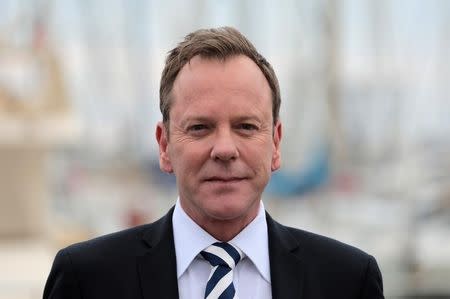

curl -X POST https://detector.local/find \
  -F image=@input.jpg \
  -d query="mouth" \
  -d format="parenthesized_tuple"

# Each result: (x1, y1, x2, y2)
(204, 176, 246, 183)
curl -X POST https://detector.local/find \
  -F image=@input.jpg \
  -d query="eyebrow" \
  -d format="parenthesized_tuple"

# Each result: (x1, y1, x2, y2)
(179, 116, 213, 127)
(180, 115, 262, 127)
(232, 116, 261, 123)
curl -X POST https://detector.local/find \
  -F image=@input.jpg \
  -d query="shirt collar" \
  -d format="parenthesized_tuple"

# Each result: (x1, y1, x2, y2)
(172, 199, 271, 283)
(230, 202, 271, 283)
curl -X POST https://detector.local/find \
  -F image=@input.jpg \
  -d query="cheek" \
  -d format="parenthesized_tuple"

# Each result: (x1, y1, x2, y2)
(244, 146, 274, 175)
(169, 145, 206, 175)
(252, 141, 275, 161)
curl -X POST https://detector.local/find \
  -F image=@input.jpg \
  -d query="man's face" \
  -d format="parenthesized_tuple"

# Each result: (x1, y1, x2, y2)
(156, 55, 282, 227)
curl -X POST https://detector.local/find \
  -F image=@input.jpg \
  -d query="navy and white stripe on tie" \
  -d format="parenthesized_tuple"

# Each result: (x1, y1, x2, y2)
(201, 242, 244, 299)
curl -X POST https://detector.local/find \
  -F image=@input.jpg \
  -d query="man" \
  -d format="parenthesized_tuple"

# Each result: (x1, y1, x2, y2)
(44, 27, 384, 299)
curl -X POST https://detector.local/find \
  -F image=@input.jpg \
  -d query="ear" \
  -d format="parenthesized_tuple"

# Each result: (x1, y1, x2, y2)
(271, 120, 282, 172)
(156, 122, 173, 173)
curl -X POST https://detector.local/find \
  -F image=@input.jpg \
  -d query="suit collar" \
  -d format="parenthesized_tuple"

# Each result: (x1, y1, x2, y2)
(136, 208, 305, 299)
(267, 212, 305, 299)
(137, 207, 179, 299)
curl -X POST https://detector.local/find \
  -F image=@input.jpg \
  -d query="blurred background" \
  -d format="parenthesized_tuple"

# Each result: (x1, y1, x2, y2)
(1, 0, 449, 298)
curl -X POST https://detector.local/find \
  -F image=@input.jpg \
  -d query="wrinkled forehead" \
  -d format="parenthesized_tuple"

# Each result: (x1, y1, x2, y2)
(173, 55, 271, 100)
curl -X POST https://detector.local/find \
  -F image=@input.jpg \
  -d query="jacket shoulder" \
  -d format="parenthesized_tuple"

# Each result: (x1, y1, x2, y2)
(44, 210, 175, 299)
(267, 214, 377, 271)
(286, 224, 371, 260)
(268, 218, 384, 297)
(62, 208, 173, 261)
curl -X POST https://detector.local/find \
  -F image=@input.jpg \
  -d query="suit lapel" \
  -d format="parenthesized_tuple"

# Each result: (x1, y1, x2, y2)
(135, 208, 305, 299)
(267, 212, 305, 299)
(137, 208, 179, 299)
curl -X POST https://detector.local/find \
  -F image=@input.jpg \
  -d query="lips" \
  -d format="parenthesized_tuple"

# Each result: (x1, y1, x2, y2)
(204, 176, 245, 182)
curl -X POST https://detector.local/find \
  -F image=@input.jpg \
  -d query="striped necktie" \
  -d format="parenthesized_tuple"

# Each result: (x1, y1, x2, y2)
(201, 242, 244, 299)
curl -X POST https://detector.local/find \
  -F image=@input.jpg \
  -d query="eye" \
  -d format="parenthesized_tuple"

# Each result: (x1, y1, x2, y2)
(238, 123, 258, 131)
(189, 124, 208, 131)
(187, 124, 210, 136)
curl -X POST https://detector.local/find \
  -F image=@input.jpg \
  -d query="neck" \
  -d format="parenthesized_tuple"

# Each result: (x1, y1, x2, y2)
(179, 200, 260, 242)
(199, 216, 254, 242)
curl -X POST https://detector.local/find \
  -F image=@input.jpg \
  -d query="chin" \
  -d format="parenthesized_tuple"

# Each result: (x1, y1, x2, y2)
(204, 199, 258, 222)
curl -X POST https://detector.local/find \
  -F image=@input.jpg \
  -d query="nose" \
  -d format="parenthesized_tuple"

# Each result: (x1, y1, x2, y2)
(210, 129, 239, 162)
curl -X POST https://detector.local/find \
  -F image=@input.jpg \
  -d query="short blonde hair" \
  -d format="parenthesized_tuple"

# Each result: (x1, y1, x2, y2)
(159, 26, 281, 127)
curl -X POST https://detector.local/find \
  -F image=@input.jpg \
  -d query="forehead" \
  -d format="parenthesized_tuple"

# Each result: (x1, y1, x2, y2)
(172, 55, 271, 105)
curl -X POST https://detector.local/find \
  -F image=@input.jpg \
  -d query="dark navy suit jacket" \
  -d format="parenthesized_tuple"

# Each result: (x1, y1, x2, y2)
(43, 207, 384, 298)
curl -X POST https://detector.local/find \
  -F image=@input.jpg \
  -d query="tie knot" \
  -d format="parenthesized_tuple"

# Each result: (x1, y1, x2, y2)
(201, 242, 243, 269)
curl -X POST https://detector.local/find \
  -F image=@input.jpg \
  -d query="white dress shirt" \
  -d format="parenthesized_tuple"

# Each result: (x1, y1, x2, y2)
(172, 199, 272, 299)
